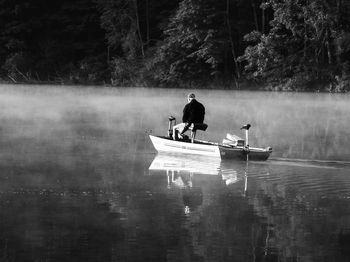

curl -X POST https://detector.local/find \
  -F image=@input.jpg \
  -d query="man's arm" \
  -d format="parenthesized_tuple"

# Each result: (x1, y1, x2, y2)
(182, 104, 190, 123)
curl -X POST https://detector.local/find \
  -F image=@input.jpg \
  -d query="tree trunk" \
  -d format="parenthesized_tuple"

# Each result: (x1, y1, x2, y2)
(146, 0, 150, 48)
(132, 0, 145, 58)
(337, 0, 342, 26)
(226, 0, 241, 81)
(262, 7, 265, 34)
(315, 48, 319, 78)
(336, 0, 342, 65)
(304, 17, 307, 61)
(326, 40, 332, 65)
(251, 0, 259, 32)
(325, 27, 332, 65)
(107, 46, 110, 63)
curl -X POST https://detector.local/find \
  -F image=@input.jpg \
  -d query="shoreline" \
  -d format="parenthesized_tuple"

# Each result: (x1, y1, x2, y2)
(0, 79, 347, 93)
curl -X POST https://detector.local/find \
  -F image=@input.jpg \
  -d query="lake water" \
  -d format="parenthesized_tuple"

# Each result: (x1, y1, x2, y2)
(0, 84, 349, 262)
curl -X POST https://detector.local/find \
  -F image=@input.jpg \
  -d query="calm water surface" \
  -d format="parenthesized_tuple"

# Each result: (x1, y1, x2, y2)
(0, 84, 349, 262)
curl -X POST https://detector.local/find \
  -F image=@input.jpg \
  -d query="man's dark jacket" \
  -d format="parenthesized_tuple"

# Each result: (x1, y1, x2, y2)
(182, 99, 205, 124)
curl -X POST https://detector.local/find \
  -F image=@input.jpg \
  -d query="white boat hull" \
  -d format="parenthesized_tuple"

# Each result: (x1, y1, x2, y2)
(149, 135, 221, 157)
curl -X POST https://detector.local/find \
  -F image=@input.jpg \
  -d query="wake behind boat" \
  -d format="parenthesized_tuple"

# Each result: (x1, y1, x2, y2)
(149, 117, 272, 161)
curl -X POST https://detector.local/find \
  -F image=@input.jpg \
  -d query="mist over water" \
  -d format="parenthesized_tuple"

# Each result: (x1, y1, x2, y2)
(0, 84, 350, 262)
(1, 84, 349, 161)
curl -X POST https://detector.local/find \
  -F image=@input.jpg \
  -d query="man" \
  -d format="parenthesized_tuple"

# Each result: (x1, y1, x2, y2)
(173, 93, 205, 140)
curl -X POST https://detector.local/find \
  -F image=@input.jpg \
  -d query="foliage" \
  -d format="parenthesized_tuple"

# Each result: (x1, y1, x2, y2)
(95, 0, 179, 85)
(0, 0, 349, 90)
(96, 0, 141, 59)
(239, 0, 350, 91)
(0, 0, 107, 83)
(151, 0, 259, 85)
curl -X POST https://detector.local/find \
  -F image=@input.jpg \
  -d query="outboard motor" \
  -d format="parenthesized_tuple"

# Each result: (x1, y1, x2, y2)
(240, 124, 251, 147)
(168, 116, 176, 137)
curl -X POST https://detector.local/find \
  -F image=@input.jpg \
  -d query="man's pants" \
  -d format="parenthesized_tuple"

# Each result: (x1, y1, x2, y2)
(172, 122, 190, 139)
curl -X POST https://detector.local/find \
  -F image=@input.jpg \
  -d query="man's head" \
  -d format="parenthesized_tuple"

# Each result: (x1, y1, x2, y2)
(187, 93, 195, 103)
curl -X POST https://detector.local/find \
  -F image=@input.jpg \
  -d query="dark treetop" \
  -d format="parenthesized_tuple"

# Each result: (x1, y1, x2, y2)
(0, 0, 349, 91)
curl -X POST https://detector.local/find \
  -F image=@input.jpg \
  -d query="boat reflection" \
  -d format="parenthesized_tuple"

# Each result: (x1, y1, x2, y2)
(149, 153, 247, 216)
(148, 153, 243, 187)
(148, 153, 222, 175)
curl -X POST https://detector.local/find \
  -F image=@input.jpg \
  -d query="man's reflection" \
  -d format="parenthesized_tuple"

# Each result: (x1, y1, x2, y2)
(167, 170, 203, 214)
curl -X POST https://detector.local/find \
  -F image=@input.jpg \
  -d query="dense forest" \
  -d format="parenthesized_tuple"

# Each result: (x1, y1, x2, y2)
(0, 0, 349, 91)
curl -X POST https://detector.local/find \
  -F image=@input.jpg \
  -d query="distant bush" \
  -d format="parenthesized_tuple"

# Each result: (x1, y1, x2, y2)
(75, 56, 109, 84)
(2, 52, 33, 82)
(110, 58, 141, 87)
(328, 75, 350, 93)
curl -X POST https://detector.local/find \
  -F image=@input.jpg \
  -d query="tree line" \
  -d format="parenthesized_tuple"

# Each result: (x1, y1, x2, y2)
(0, 0, 349, 91)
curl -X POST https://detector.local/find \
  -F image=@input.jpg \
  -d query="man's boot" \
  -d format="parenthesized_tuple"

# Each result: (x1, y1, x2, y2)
(173, 130, 178, 141)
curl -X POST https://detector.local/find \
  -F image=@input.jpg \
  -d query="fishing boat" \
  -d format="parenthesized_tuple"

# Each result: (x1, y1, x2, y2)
(149, 117, 272, 161)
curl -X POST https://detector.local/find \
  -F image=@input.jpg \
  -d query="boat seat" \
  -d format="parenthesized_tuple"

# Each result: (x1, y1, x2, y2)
(188, 123, 208, 143)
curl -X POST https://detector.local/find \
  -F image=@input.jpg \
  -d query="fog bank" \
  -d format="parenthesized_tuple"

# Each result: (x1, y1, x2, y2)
(1, 84, 349, 165)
